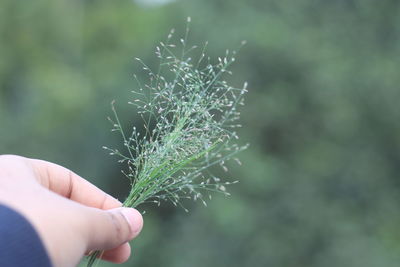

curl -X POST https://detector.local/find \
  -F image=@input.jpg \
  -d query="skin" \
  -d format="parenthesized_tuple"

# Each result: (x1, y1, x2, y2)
(0, 154, 143, 267)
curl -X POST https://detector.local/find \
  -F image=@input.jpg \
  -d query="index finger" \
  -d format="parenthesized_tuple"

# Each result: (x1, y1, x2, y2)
(26, 158, 122, 210)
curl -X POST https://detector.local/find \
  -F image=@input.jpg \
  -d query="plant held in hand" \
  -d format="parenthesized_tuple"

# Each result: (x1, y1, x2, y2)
(87, 19, 248, 266)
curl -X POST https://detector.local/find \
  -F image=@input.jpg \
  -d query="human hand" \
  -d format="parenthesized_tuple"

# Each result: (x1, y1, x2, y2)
(0, 155, 143, 267)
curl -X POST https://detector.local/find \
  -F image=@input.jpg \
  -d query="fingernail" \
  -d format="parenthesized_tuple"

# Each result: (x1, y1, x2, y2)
(120, 208, 143, 238)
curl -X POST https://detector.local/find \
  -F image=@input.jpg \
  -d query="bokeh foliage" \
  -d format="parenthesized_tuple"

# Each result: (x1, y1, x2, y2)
(1, 0, 400, 266)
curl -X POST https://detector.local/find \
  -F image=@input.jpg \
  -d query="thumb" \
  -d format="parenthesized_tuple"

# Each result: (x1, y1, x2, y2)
(83, 207, 143, 251)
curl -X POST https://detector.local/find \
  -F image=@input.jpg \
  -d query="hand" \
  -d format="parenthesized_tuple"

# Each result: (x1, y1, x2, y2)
(0, 155, 143, 267)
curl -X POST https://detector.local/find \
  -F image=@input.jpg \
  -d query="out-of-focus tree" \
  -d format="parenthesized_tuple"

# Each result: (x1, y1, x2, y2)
(1, 1, 400, 267)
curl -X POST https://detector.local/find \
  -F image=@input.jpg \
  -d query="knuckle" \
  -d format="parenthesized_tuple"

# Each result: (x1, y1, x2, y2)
(108, 210, 130, 242)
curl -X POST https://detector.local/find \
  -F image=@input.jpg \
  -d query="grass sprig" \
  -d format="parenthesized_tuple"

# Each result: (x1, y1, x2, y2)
(86, 18, 248, 266)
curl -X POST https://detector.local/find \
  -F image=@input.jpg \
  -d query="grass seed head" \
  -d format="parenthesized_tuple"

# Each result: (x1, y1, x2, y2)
(108, 23, 248, 210)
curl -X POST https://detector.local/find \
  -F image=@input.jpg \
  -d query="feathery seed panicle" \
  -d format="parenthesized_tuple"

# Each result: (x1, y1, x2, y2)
(106, 25, 248, 210)
(86, 19, 248, 266)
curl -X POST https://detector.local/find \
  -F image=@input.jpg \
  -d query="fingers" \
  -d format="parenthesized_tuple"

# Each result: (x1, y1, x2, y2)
(100, 243, 131, 263)
(26, 158, 122, 210)
(27, 158, 141, 264)
(84, 207, 143, 251)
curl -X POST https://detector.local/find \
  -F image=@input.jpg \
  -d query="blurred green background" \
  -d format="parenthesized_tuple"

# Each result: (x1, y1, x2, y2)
(2, 0, 400, 266)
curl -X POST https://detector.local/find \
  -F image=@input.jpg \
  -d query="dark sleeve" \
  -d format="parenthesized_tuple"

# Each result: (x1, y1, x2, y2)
(0, 204, 52, 267)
